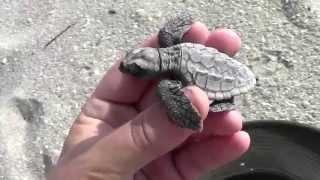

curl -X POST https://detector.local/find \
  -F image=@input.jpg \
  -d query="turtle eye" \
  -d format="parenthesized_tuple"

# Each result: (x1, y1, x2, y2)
(119, 62, 142, 75)
(127, 63, 145, 76)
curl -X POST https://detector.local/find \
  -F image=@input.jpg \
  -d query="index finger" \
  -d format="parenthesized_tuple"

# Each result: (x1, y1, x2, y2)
(92, 34, 159, 103)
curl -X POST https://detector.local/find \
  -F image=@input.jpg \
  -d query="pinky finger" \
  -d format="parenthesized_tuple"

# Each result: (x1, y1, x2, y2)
(174, 131, 250, 180)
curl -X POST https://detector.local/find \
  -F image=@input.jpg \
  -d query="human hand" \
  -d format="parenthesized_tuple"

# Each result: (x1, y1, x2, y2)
(48, 22, 250, 180)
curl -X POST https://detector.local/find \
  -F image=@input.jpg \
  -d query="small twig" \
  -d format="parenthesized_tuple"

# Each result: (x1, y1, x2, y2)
(44, 22, 77, 49)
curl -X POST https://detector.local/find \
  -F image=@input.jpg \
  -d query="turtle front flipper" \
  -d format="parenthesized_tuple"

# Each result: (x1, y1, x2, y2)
(158, 12, 193, 48)
(157, 79, 202, 131)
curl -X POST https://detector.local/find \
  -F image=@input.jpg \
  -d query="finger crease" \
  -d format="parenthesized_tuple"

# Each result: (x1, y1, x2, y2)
(140, 168, 152, 180)
(172, 153, 187, 180)
(130, 113, 153, 153)
(141, 114, 153, 148)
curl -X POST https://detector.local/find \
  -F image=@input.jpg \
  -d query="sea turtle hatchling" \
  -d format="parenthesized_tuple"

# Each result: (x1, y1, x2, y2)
(119, 13, 256, 131)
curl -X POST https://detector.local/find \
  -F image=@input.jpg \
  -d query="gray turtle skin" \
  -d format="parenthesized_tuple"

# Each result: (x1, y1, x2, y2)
(119, 14, 256, 130)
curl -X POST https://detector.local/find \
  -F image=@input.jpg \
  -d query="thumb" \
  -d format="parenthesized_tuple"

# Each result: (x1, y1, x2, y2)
(87, 86, 209, 176)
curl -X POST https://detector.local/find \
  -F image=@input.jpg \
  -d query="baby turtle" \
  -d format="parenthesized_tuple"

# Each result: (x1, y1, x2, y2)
(119, 13, 256, 131)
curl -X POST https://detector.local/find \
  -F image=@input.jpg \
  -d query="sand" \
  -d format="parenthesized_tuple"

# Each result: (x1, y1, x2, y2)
(0, 0, 319, 179)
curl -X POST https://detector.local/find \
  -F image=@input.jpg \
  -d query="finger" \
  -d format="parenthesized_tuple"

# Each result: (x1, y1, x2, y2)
(61, 99, 140, 152)
(175, 131, 250, 180)
(59, 115, 112, 157)
(137, 22, 210, 111)
(139, 33, 160, 48)
(203, 111, 243, 135)
(141, 154, 182, 180)
(86, 86, 209, 175)
(136, 81, 160, 112)
(82, 97, 138, 126)
(183, 21, 209, 44)
(205, 28, 242, 57)
(92, 34, 159, 103)
(190, 111, 243, 142)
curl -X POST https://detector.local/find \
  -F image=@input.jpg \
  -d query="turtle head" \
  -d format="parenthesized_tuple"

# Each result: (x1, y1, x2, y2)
(119, 47, 161, 77)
